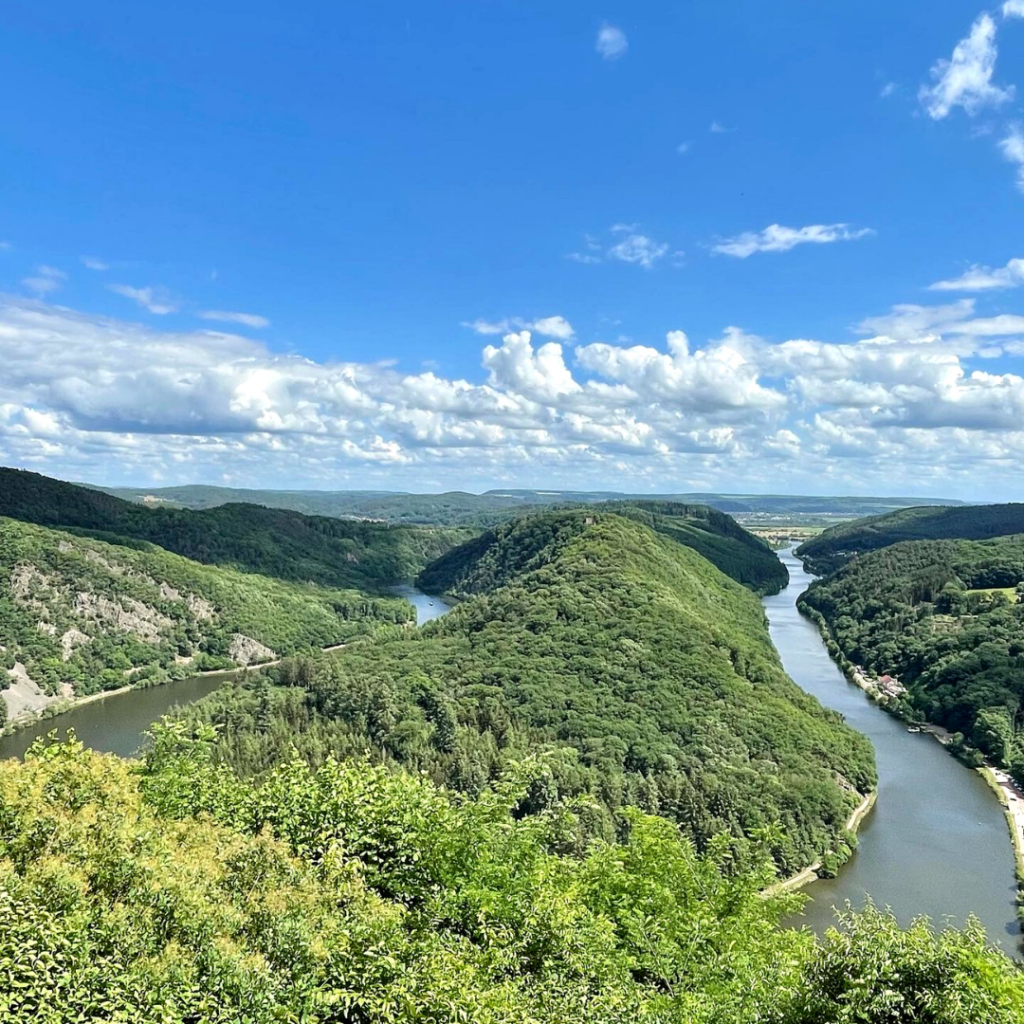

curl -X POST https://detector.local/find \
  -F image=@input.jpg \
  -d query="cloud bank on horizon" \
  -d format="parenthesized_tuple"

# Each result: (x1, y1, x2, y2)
(1, 294, 1022, 498)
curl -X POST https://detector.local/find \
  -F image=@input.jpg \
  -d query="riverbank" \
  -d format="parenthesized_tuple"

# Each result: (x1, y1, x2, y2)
(792, 552, 1024, 932)
(769, 789, 878, 894)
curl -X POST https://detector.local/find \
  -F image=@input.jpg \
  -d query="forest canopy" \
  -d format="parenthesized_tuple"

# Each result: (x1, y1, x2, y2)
(0, 733, 1019, 1024)
(0, 468, 471, 592)
(798, 536, 1024, 777)
(175, 510, 873, 875)
(797, 503, 1024, 575)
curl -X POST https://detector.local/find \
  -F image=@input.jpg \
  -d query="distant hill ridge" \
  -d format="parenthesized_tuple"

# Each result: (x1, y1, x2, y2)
(83, 478, 963, 525)
(797, 502, 1024, 574)
(0, 468, 471, 592)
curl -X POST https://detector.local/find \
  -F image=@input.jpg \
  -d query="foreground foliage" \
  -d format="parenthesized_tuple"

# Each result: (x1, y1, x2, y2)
(799, 536, 1024, 777)
(0, 734, 1021, 1023)
(177, 511, 874, 874)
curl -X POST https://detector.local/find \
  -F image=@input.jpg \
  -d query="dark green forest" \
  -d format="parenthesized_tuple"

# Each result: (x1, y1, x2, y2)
(0, 468, 471, 591)
(0, 517, 411, 703)
(420, 501, 788, 597)
(174, 510, 873, 875)
(799, 536, 1024, 777)
(798, 503, 1024, 574)
(0, 732, 1020, 1023)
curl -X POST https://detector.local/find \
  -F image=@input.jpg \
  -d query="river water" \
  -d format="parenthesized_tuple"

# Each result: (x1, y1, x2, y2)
(0, 587, 451, 761)
(767, 548, 1021, 949)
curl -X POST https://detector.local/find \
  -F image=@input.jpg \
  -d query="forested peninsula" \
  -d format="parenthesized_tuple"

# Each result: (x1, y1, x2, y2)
(173, 509, 873, 876)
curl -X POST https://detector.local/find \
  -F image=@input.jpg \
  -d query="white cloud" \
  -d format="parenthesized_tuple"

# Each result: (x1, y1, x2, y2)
(930, 257, 1024, 290)
(676, 141, 691, 154)
(608, 233, 669, 269)
(81, 257, 109, 271)
(199, 310, 270, 329)
(463, 316, 574, 339)
(919, 14, 1013, 119)
(999, 123, 1024, 192)
(710, 121, 727, 133)
(0, 241, 11, 251)
(107, 283, 178, 315)
(566, 252, 603, 265)
(4, 295, 1024, 497)
(712, 223, 874, 258)
(22, 266, 66, 296)
(1004, 0, 1024, 17)
(880, 82, 897, 98)
(596, 23, 628, 60)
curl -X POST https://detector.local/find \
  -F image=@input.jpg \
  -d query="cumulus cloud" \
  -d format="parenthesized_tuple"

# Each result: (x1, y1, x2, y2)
(919, 14, 1013, 119)
(22, 266, 66, 296)
(676, 142, 691, 155)
(3, 296, 1024, 496)
(1004, 0, 1024, 17)
(712, 223, 874, 258)
(108, 283, 178, 315)
(81, 257, 109, 271)
(199, 310, 270, 329)
(930, 257, 1024, 290)
(710, 121, 727, 133)
(596, 24, 628, 60)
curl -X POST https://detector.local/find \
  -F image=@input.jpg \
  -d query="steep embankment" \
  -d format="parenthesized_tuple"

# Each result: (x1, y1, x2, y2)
(419, 502, 788, 597)
(177, 510, 874, 876)
(797, 502, 1024, 575)
(0, 468, 472, 591)
(0, 517, 410, 725)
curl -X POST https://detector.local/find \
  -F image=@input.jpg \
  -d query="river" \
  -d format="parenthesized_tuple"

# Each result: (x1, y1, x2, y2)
(0, 587, 451, 761)
(767, 547, 1021, 949)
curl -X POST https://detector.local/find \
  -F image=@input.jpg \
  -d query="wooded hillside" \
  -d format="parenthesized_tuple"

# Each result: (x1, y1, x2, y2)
(797, 503, 1024, 574)
(0, 468, 471, 592)
(175, 510, 873, 875)
(799, 536, 1024, 776)
(0, 517, 410, 722)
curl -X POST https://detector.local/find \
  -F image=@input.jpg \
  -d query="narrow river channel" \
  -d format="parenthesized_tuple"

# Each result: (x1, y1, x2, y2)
(767, 548, 1021, 950)
(0, 587, 451, 761)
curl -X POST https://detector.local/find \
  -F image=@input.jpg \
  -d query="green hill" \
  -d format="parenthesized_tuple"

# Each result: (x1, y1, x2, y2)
(175, 510, 874, 876)
(797, 503, 1024, 574)
(798, 536, 1024, 775)
(419, 501, 788, 597)
(0, 518, 411, 725)
(0, 468, 472, 592)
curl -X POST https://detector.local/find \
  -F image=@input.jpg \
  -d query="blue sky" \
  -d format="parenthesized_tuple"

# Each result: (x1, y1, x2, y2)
(2, 1, 1024, 498)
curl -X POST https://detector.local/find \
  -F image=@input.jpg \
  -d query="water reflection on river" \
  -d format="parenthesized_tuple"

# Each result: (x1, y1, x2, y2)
(766, 548, 1020, 950)
(0, 586, 451, 761)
